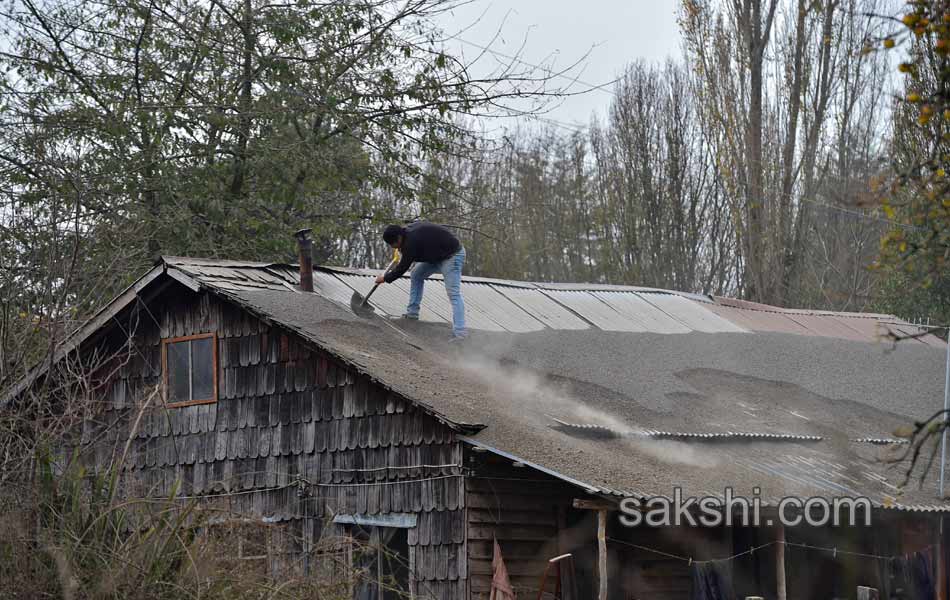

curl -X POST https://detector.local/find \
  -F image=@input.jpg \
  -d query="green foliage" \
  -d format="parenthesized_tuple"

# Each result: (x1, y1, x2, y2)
(0, 0, 527, 292)
(874, 265, 950, 330)
(0, 0, 556, 378)
(877, 1, 950, 297)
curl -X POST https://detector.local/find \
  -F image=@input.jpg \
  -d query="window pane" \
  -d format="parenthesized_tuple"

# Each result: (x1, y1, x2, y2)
(191, 337, 214, 401)
(167, 341, 190, 403)
(381, 528, 409, 600)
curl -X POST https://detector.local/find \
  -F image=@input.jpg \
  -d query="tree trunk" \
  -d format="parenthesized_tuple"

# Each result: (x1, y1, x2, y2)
(776, 0, 808, 305)
(227, 0, 254, 205)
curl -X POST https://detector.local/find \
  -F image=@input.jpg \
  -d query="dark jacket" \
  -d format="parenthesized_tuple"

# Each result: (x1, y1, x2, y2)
(384, 222, 461, 283)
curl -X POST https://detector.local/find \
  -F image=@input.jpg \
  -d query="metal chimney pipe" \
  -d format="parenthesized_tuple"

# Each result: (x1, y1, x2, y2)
(294, 228, 314, 292)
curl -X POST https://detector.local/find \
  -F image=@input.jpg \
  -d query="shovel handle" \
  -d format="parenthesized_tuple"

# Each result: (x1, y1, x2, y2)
(362, 255, 399, 306)
(361, 282, 381, 306)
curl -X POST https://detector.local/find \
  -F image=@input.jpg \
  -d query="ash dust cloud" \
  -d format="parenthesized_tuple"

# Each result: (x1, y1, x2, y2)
(453, 351, 718, 469)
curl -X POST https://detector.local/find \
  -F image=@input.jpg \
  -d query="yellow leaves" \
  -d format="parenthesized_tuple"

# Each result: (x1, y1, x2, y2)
(904, 14, 919, 27)
(899, 62, 913, 73)
(944, 198, 950, 208)
(908, 92, 922, 103)
(883, 38, 895, 49)
(937, 168, 946, 178)
(883, 204, 896, 219)
(944, 109, 950, 121)
(899, 241, 908, 252)
(894, 425, 914, 439)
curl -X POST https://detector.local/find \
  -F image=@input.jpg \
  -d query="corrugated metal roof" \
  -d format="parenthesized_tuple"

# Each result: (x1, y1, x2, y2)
(540, 290, 646, 332)
(851, 437, 910, 445)
(310, 270, 363, 307)
(10, 255, 948, 513)
(162, 259, 932, 344)
(457, 283, 546, 333)
(638, 292, 747, 333)
(589, 291, 691, 334)
(491, 285, 590, 330)
(704, 303, 814, 335)
(548, 417, 823, 442)
(783, 313, 869, 342)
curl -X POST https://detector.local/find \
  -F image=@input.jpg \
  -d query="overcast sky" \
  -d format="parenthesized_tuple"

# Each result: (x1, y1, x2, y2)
(434, 0, 683, 131)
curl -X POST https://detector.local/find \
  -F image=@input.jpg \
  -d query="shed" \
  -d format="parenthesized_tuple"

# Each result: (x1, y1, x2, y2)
(5, 253, 950, 600)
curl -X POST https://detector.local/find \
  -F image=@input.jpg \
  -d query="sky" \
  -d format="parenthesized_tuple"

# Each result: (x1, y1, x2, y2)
(434, 0, 683, 131)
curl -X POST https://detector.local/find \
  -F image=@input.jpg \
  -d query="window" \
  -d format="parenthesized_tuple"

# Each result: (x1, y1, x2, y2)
(162, 333, 217, 406)
(348, 525, 409, 600)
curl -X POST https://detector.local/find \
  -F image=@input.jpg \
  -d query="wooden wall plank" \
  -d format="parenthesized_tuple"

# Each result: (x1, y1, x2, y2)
(65, 288, 468, 598)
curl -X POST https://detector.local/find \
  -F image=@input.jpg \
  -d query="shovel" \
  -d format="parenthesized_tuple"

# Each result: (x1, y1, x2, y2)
(350, 256, 398, 317)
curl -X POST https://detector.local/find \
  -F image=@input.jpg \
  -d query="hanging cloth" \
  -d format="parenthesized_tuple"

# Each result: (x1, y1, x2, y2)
(908, 548, 935, 600)
(490, 536, 516, 600)
(691, 561, 736, 600)
(890, 548, 936, 600)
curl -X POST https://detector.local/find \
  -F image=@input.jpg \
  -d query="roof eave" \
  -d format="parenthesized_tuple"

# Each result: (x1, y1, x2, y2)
(1, 263, 175, 406)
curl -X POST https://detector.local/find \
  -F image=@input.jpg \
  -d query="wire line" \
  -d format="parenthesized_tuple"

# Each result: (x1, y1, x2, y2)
(607, 536, 934, 565)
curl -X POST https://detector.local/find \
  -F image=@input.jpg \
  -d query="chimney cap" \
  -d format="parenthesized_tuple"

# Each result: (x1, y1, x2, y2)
(294, 228, 312, 240)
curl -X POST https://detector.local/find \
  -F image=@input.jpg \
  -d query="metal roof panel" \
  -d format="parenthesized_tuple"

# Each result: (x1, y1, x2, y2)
(458, 283, 546, 332)
(491, 285, 590, 330)
(639, 293, 747, 333)
(589, 291, 691, 334)
(783, 313, 870, 341)
(540, 290, 645, 332)
(311, 271, 362, 307)
(702, 304, 812, 335)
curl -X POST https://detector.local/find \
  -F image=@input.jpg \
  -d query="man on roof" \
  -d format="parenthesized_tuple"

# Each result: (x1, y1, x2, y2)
(376, 222, 468, 340)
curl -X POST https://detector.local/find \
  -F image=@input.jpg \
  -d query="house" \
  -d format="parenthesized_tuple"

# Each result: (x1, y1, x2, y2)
(6, 238, 950, 600)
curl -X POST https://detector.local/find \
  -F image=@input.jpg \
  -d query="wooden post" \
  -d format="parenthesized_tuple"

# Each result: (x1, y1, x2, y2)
(408, 545, 417, 600)
(857, 586, 879, 600)
(598, 508, 607, 600)
(939, 515, 947, 600)
(572, 498, 614, 600)
(557, 505, 575, 600)
(776, 525, 787, 600)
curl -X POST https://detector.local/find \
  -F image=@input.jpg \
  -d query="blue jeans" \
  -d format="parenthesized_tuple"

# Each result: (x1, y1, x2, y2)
(406, 247, 466, 337)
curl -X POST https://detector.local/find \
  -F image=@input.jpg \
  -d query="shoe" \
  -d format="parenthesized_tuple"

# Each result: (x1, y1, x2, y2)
(399, 314, 419, 321)
(449, 332, 469, 343)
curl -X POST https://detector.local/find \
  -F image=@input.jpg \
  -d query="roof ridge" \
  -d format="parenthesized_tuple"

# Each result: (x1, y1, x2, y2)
(163, 256, 905, 323)
(712, 295, 900, 322)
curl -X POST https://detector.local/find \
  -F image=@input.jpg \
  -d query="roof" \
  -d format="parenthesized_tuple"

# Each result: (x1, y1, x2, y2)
(8, 256, 950, 512)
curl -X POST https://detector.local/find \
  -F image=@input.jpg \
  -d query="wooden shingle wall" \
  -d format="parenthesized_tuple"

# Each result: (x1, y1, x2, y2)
(76, 288, 468, 598)
(465, 452, 580, 599)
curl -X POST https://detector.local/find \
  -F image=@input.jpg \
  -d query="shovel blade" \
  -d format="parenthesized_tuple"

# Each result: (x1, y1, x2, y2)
(349, 290, 376, 316)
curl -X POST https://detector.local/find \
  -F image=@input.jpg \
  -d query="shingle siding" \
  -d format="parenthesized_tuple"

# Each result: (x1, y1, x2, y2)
(77, 288, 467, 598)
